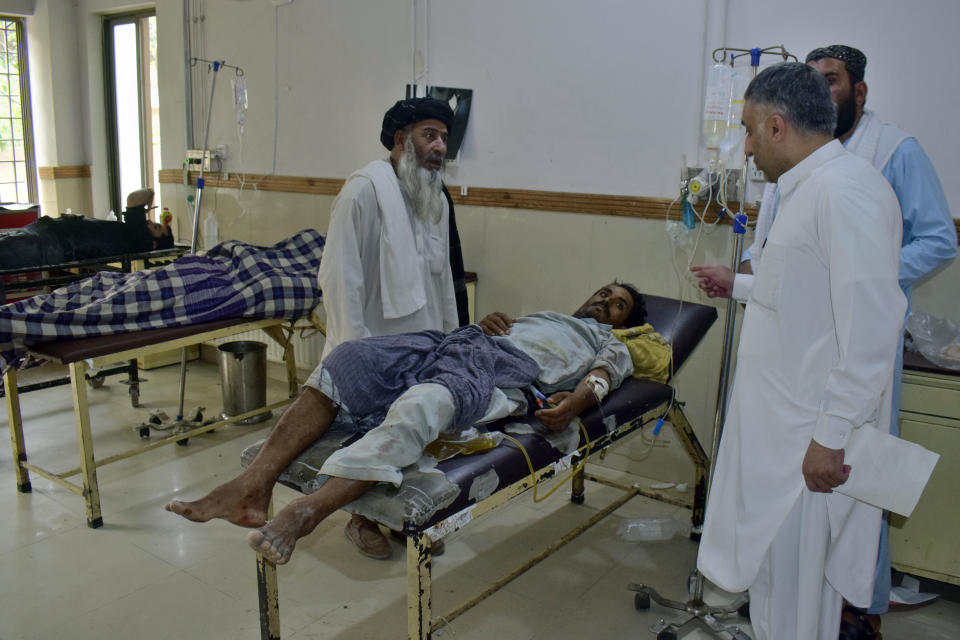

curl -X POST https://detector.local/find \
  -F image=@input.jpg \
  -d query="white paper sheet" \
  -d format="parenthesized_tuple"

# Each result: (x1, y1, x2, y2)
(835, 426, 940, 517)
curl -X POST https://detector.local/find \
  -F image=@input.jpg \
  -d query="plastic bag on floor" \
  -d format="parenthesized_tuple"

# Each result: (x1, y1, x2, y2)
(618, 515, 686, 542)
(905, 311, 960, 370)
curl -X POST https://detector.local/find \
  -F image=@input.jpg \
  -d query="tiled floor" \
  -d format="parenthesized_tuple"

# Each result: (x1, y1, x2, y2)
(2, 359, 958, 639)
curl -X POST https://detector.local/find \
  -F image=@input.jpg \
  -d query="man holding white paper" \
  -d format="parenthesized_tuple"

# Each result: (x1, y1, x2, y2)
(697, 63, 907, 639)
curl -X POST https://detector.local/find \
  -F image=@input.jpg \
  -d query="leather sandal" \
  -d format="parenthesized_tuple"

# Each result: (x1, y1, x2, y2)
(344, 516, 392, 560)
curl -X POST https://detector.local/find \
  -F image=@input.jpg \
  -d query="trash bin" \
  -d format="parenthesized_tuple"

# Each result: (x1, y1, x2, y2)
(218, 341, 271, 424)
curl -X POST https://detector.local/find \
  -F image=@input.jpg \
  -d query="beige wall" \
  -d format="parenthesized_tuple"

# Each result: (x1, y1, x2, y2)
(159, 182, 335, 248)
(38, 176, 94, 217)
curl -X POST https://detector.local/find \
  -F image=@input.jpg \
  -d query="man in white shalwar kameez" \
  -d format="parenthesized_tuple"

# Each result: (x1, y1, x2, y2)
(690, 47, 956, 635)
(696, 63, 906, 640)
(316, 97, 460, 558)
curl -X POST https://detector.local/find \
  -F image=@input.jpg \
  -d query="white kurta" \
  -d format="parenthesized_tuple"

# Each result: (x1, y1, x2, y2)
(318, 159, 458, 360)
(698, 141, 906, 610)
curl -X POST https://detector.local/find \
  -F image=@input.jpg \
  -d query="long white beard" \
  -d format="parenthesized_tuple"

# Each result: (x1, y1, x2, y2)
(396, 137, 445, 223)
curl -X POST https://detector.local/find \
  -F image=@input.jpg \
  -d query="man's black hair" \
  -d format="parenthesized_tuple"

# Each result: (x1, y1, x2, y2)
(615, 281, 646, 327)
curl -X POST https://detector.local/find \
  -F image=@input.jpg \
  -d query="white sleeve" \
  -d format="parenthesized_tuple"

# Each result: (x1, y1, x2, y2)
(318, 182, 376, 357)
(731, 273, 753, 302)
(812, 179, 907, 450)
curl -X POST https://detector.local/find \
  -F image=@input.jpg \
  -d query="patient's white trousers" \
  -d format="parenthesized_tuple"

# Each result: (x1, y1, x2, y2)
(319, 383, 455, 487)
(748, 490, 843, 640)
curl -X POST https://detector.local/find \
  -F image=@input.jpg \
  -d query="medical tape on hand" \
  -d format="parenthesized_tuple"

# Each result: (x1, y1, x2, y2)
(585, 374, 609, 401)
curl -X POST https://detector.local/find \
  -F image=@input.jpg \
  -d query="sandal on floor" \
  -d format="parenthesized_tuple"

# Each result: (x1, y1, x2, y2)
(839, 604, 882, 640)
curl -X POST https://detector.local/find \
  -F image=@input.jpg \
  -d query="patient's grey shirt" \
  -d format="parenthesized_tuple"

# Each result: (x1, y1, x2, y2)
(493, 311, 632, 394)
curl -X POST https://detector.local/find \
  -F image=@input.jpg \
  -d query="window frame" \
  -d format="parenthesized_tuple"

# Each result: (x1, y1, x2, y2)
(0, 15, 37, 205)
(102, 9, 156, 215)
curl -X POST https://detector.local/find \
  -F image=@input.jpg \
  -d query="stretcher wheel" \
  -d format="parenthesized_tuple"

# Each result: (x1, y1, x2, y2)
(634, 592, 650, 610)
(176, 438, 190, 446)
(656, 630, 677, 640)
(138, 426, 150, 438)
(570, 493, 584, 504)
(87, 373, 106, 388)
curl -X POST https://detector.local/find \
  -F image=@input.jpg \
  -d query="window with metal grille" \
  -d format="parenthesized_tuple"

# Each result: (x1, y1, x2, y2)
(0, 16, 35, 204)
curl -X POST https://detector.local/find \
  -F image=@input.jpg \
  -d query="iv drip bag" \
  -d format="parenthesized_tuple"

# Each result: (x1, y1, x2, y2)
(702, 64, 734, 152)
(233, 76, 248, 130)
(719, 70, 747, 158)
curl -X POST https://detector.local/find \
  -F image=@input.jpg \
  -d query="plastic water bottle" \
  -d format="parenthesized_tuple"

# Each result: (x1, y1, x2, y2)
(617, 516, 684, 542)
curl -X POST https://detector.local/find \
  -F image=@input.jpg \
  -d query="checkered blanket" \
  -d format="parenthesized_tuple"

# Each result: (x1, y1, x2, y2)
(0, 229, 325, 373)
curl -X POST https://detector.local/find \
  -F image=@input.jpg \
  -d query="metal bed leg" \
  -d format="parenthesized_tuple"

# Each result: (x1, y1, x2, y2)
(256, 498, 280, 640)
(4, 367, 32, 493)
(127, 358, 140, 407)
(407, 532, 433, 640)
(570, 463, 585, 504)
(263, 324, 298, 397)
(69, 361, 103, 528)
(665, 404, 708, 536)
(257, 554, 280, 640)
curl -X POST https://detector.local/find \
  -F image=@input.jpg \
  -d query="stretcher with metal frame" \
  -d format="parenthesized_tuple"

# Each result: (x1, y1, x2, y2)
(0, 244, 190, 304)
(0, 245, 192, 402)
(3, 317, 302, 529)
(248, 294, 718, 640)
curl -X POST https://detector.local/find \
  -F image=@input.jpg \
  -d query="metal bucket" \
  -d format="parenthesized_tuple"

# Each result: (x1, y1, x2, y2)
(218, 341, 271, 424)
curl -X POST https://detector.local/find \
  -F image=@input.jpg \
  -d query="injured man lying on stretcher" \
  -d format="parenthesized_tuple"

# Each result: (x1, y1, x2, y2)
(165, 282, 647, 565)
(0, 189, 173, 270)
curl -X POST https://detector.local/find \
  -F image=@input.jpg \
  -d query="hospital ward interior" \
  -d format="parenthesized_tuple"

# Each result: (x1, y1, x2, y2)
(2, 1, 960, 639)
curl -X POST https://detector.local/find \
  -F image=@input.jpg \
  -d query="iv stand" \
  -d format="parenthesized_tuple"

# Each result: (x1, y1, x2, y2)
(628, 46, 790, 640)
(172, 58, 243, 427)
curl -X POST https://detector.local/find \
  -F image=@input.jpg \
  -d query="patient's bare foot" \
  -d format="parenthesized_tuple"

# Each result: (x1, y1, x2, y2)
(247, 496, 325, 565)
(165, 476, 271, 527)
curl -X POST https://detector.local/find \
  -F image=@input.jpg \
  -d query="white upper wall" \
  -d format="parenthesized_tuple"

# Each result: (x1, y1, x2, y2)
(0, 0, 36, 15)
(22, 0, 85, 166)
(24, 0, 960, 216)
(725, 0, 960, 214)
(175, 0, 706, 199)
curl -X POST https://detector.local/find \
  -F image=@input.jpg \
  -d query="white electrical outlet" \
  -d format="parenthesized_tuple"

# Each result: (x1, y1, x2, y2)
(747, 158, 766, 182)
(185, 149, 223, 172)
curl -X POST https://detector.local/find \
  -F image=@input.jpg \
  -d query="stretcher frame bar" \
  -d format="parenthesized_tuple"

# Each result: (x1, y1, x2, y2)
(255, 398, 710, 640)
(4, 318, 300, 528)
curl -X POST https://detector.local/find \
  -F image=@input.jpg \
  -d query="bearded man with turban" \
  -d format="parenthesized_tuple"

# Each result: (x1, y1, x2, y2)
(315, 96, 462, 559)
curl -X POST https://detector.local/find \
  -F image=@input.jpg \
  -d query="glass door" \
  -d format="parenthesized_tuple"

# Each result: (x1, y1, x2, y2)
(104, 11, 160, 216)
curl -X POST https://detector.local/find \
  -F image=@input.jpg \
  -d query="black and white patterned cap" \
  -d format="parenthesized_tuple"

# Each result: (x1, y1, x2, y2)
(806, 45, 867, 83)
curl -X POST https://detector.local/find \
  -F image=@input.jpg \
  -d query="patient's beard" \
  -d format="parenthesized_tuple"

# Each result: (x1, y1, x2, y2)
(397, 137, 445, 224)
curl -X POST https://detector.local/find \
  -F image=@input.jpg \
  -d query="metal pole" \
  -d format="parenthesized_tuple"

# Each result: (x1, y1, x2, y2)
(691, 47, 760, 607)
(176, 59, 221, 421)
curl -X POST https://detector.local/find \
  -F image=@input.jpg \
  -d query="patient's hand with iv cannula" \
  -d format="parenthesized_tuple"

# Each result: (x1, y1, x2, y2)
(536, 368, 612, 432)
